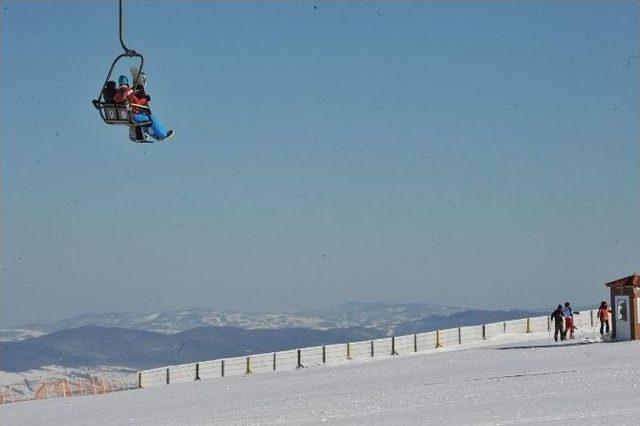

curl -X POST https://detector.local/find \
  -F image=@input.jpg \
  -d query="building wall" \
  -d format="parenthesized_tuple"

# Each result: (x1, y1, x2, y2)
(610, 287, 640, 340)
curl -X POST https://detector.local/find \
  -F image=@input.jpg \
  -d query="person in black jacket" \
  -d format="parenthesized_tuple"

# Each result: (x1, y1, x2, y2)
(550, 305, 565, 342)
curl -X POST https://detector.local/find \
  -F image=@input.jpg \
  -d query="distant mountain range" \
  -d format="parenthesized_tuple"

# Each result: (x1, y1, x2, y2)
(1, 326, 381, 372)
(4, 302, 465, 337)
(0, 303, 545, 373)
(393, 309, 545, 335)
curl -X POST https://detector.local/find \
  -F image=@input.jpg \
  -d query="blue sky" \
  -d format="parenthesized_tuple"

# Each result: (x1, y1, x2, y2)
(2, 1, 639, 325)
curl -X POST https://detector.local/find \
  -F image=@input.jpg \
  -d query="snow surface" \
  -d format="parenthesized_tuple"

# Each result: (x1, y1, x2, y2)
(2, 332, 639, 425)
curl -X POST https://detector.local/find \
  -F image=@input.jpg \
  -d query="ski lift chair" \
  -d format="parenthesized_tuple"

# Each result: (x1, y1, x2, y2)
(92, 51, 153, 143)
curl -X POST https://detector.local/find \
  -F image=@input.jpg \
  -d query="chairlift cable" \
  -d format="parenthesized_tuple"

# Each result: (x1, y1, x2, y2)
(119, 0, 134, 54)
(118, 0, 143, 87)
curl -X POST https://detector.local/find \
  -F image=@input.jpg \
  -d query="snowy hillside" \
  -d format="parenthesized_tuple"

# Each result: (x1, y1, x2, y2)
(0, 328, 46, 342)
(0, 305, 543, 390)
(3, 333, 639, 425)
(1, 326, 381, 372)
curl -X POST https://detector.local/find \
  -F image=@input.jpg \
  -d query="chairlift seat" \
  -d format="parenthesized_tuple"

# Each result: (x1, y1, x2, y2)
(92, 99, 152, 127)
(92, 49, 153, 141)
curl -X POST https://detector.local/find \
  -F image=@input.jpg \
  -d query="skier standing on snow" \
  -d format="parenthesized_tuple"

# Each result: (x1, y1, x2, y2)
(598, 301, 610, 336)
(562, 302, 575, 339)
(550, 305, 565, 342)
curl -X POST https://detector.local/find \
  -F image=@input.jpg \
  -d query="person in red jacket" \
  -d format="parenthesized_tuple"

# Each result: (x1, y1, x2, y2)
(114, 75, 174, 141)
(562, 302, 575, 339)
(598, 301, 610, 336)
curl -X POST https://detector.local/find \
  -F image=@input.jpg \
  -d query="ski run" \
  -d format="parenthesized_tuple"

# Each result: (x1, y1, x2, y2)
(2, 331, 639, 425)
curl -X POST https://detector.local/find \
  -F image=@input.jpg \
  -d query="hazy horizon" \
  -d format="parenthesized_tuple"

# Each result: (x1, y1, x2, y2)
(1, 298, 601, 329)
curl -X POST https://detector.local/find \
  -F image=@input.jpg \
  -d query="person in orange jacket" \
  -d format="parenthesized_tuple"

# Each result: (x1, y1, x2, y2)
(562, 302, 575, 339)
(114, 75, 174, 141)
(598, 301, 610, 336)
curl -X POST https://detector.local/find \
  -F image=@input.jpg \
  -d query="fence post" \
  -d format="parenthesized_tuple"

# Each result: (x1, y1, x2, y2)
(322, 346, 326, 364)
(273, 352, 277, 371)
(413, 334, 418, 352)
(137, 372, 142, 388)
(503, 322, 506, 334)
(458, 327, 462, 345)
(370, 340, 374, 357)
(245, 357, 252, 375)
(436, 330, 443, 348)
(590, 310, 594, 327)
(347, 342, 352, 360)
(547, 317, 551, 332)
(482, 325, 486, 340)
(221, 360, 225, 377)
(391, 336, 398, 355)
(195, 363, 201, 381)
(166, 368, 170, 385)
(526, 318, 532, 333)
(296, 349, 304, 369)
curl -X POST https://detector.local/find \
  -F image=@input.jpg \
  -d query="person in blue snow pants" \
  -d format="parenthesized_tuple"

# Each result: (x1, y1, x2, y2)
(114, 74, 174, 141)
(132, 112, 170, 140)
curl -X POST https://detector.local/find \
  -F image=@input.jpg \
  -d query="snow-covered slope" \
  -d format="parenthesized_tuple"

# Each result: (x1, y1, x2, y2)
(0, 328, 46, 342)
(3, 334, 638, 425)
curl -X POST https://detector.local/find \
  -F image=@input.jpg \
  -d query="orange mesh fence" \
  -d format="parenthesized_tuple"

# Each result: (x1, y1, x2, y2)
(1, 376, 136, 405)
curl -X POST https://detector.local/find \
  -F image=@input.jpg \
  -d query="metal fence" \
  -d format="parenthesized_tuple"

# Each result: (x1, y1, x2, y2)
(138, 309, 599, 388)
